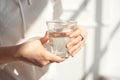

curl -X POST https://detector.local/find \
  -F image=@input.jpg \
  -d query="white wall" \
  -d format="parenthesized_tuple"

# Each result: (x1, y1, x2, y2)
(55, 0, 120, 80)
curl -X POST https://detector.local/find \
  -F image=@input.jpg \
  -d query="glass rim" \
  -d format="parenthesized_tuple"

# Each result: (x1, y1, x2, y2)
(46, 20, 77, 24)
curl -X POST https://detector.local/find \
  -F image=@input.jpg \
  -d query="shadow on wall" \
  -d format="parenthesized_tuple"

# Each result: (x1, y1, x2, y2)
(68, 0, 90, 20)
(66, 0, 120, 80)
(80, 19, 120, 80)
(98, 76, 120, 80)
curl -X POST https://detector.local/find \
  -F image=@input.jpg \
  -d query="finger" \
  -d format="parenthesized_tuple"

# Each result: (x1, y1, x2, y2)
(72, 42, 86, 57)
(67, 39, 86, 57)
(67, 40, 82, 56)
(46, 51, 66, 63)
(66, 36, 83, 48)
(70, 26, 87, 39)
(69, 26, 80, 38)
(39, 60, 50, 67)
(40, 32, 49, 44)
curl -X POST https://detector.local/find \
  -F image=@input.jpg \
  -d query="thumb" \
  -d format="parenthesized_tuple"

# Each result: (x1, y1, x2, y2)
(40, 32, 49, 44)
(47, 51, 66, 63)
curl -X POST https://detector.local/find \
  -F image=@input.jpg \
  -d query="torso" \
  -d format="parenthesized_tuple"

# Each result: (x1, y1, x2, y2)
(0, 0, 62, 80)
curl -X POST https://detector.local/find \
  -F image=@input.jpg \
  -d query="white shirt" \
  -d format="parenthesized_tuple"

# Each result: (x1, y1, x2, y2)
(0, 0, 62, 80)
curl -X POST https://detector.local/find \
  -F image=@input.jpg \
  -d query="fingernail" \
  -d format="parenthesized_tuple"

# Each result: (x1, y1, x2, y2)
(71, 53, 75, 57)
(67, 44, 70, 48)
(72, 53, 75, 57)
(71, 54, 74, 57)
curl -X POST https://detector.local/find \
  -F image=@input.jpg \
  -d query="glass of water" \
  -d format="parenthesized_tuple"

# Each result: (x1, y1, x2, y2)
(46, 20, 77, 58)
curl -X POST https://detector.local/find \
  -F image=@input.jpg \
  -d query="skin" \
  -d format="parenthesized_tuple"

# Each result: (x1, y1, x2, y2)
(0, 26, 87, 67)
(66, 26, 87, 57)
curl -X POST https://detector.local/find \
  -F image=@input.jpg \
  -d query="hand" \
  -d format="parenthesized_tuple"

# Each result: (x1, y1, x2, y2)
(15, 32, 65, 67)
(66, 26, 87, 57)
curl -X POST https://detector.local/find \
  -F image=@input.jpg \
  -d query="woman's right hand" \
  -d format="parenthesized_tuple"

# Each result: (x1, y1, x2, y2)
(15, 32, 65, 67)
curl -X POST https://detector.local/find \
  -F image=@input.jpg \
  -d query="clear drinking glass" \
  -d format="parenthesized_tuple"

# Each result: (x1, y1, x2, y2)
(46, 20, 77, 58)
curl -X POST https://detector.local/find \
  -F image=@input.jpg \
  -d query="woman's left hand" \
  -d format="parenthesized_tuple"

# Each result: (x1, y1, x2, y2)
(66, 26, 87, 57)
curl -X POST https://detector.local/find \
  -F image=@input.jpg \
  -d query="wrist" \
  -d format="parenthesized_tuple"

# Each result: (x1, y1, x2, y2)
(0, 45, 20, 64)
(13, 44, 23, 60)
